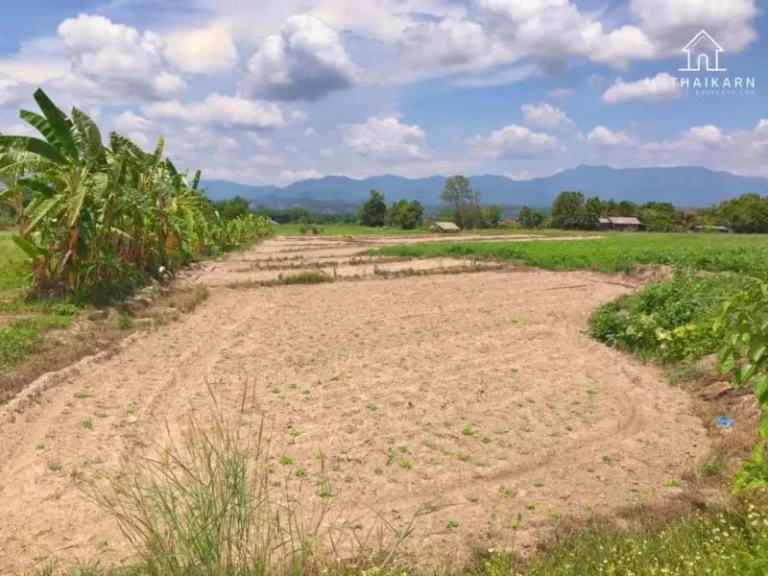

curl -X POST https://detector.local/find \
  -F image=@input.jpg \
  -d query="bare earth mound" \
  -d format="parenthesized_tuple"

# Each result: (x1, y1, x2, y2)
(0, 237, 706, 572)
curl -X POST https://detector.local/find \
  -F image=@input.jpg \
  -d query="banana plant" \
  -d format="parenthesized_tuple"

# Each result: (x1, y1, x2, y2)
(0, 88, 273, 298)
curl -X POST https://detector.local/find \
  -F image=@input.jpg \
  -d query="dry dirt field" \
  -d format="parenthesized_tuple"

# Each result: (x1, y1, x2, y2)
(0, 235, 708, 572)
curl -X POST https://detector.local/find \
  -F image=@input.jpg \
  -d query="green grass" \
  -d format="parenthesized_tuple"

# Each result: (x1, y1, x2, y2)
(0, 315, 76, 373)
(0, 232, 85, 374)
(373, 233, 768, 275)
(488, 502, 768, 576)
(0, 231, 28, 292)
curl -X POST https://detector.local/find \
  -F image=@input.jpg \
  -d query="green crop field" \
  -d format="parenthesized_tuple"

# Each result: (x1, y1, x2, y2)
(374, 233, 768, 275)
(0, 232, 27, 292)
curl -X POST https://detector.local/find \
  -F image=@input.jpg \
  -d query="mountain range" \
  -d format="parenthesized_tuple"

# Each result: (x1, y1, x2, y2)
(201, 165, 768, 209)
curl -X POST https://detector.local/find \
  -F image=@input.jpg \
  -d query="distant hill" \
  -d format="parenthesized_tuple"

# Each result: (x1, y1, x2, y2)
(201, 165, 768, 209)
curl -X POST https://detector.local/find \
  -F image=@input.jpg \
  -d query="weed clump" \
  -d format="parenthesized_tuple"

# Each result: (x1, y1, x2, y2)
(277, 271, 334, 285)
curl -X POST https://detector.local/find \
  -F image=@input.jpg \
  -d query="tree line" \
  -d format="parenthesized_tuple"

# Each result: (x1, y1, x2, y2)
(519, 191, 768, 233)
(358, 175, 502, 230)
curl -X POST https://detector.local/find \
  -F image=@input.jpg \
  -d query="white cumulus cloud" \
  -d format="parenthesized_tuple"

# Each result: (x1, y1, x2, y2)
(630, 0, 758, 54)
(114, 110, 151, 132)
(164, 26, 238, 73)
(399, 18, 517, 72)
(602, 73, 682, 104)
(469, 124, 561, 158)
(142, 94, 285, 130)
(521, 102, 575, 131)
(57, 14, 185, 100)
(341, 116, 428, 160)
(242, 14, 359, 102)
(477, 0, 655, 72)
(280, 169, 325, 182)
(586, 125, 635, 147)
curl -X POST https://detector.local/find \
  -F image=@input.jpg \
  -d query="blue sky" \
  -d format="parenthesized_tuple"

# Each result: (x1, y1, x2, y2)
(0, 0, 765, 184)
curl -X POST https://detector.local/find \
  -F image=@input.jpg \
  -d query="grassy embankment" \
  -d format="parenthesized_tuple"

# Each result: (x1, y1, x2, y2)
(0, 233, 81, 378)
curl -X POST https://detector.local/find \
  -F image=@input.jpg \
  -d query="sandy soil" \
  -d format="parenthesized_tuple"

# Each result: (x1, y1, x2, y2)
(0, 236, 707, 572)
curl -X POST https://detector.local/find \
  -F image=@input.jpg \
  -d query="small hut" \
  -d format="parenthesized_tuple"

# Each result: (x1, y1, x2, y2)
(691, 225, 731, 233)
(430, 221, 461, 233)
(598, 217, 645, 232)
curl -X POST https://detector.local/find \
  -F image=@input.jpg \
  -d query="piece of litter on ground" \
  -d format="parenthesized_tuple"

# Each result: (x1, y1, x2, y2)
(715, 416, 735, 429)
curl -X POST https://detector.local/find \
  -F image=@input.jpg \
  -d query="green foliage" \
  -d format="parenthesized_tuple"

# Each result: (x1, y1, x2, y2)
(616, 200, 639, 217)
(0, 233, 28, 291)
(712, 193, 768, 233)
(551, 191, 585, 230)
(518, 207, 546, 229)
(639, 202, 680, 232)
(590, 271, 749, 363)
(441, 175, 479, 229)
(359, 190, 387, 227)
(580, 196, 603, 230)
(716, 279, 768, 490)
(482, 205, 503, 229)
(547, 192, 686, 231)
(213, 196, 252, 221)
(386, 199, 424, 229)
(0, 90, 274, 301)
(0, 315, 74, 372)
(257, 206, 358, 225)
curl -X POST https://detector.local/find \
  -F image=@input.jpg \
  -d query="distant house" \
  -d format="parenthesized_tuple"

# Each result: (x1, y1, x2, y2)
(430, 221, 461, 233)
(598, 217, 646, 232)
(692, 225, 731, 234)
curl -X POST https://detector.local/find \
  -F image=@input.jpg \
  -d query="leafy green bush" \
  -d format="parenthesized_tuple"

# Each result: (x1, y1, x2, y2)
(715, 279, 768, 490)
(590, 271, 751, 363)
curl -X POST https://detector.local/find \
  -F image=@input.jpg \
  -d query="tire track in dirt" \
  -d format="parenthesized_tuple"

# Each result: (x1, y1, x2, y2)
(0, 236, 707, 573)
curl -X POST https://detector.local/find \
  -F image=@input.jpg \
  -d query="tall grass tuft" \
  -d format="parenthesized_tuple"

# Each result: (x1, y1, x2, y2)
(90, 386, 333, 576)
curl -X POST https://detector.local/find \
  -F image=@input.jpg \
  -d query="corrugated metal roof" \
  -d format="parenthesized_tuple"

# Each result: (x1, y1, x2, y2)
(598, 218, 611, 224)
(607, 217, 643, 226)
(432, 221, 461, 231)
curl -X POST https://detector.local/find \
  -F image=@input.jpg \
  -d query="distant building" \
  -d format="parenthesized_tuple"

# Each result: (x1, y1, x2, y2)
(691, 225, 731, 233)
(430, 221, 461, 233)
(598, 217, 646, 232)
